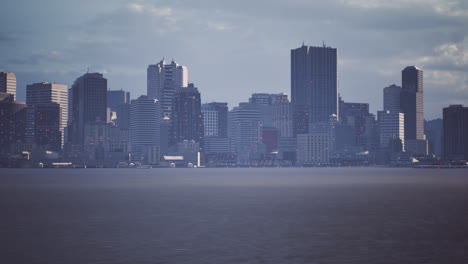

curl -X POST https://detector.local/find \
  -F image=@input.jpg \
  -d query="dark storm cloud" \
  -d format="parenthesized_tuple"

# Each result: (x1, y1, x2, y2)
(0, 0, 467, 119)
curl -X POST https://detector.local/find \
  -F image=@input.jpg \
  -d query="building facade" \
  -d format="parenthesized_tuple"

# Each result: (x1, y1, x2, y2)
(0, 72, 17, 99)
(443, 105, 468, 161)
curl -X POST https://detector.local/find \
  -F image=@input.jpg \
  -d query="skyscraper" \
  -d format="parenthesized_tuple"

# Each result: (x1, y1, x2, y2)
(0, 72, 17, 99)
(291, 44, 338, 127)
(129, 96, 161, 164)
(67, 73, 107, 146)
(383, 84, 402, 112)
(443, 105, 468, 161)
(272, 93, 292, 138)
(229, 103, 262, 163)
(26, 82, 68, 146)
(107, 90, 130, 112)
(171, 84, 203, 148)
(401, 66, 424, 140)
(0, 98, 26, 155)
(29, 103, 62, 151)
(147, 59, 188, 118)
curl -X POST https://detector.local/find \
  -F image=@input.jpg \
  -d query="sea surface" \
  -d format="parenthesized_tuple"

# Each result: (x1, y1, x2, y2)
(1, 168, 467, 264)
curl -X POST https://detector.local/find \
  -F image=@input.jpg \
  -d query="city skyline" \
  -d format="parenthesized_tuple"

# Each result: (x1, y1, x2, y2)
(1, 0, 467, 120)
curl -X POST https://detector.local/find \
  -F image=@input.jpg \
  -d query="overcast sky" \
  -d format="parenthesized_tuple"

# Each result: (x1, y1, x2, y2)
(1, 0, 467, 119)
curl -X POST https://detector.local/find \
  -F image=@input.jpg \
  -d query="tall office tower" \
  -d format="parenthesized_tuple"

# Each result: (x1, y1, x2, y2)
(272, 93, 292, 137)
(0, 98, 26, 155)
(147, 58, 188, 118)
(383, 84, 402, 112)
(229, 103, 262, 163)
(0, 72, 17, 99)
(29, 103, 62, 151)
(129, 96, 161, 164)
(401, 66, 424, 140)
(107, 90, 130, 112)
(171, 84, 203, 148)
(26, 82, 68, 146)
(68, 73, 107, 146)
(443, 105, 468, 161)
(291, 44, 338, 129)
(377, 111, 405, 149)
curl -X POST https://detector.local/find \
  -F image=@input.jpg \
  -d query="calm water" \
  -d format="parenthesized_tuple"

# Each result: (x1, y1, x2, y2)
(1, 168, 467, 264)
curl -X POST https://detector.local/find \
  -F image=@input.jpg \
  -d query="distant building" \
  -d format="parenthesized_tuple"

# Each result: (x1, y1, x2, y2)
(229, 103, 262, 163)
(383, 84, 402, 112)
(272, 93, 292, 138)
(171, 84, 204, 149)
(291, 44, 338, 126)
(0, 100, 26, 155)
(129, 96, 161, 164)
(378, 111, 405, 149)
(262, 126, 278, 153)
(107, 90, 130, 112)
(0, 72, 17, 100)
(202, 102, 228, 137)
(297, 133, 331, 164)
(66, 73, 107, 163)
(147, 58, 188, 118)
(425, 118, 443, 156)
(443, 105, 468, 161)
(26, 82, 68, 146)
(401, 66, 424, 140)
(28, 103, 62, 152)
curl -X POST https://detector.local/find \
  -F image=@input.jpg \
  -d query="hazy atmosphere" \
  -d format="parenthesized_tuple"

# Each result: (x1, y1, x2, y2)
(1, 0, 467, 119)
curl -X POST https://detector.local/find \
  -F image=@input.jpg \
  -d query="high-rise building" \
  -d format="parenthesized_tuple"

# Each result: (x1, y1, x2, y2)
(229, 103, 262, 163)
(401, 66, 424, 140)
(0, 99, 26, 155)
(291, 44, 338, 127)
(202, 102, 228, 137)
(67, 73, 107, 148)
(271, 93, 292, 138)
(29, 103, 62, 151)
(378, 111, 405, 149)
(171, 84, 203, 148)
(443, 105, 468, 161)
(107, 90, 130, 112)
(129, 96, 161, 164)
(147, 59, 188, 118)
(0, 72, 17, 99)
(425, 118, 443, 156)
(383, 84, 402, 112)
(26, 82, 68, 146)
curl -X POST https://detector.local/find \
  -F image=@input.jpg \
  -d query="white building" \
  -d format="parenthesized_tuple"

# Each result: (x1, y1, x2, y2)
(129, 96, 161, 163)
(147, 59, 188, 118)
(0, 72, 17, 99)
(378, 111, 405, 149)
(297, 133, 331, 164)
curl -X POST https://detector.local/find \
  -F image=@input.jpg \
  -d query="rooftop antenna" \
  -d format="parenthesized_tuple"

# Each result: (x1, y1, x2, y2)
(87, 67, 90, 73)
(302, 40, 305, 46)
(323, 41, 326, 48)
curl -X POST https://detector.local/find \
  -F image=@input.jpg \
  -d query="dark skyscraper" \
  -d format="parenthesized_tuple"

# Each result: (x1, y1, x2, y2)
(291, 44, 338, 127)
(0, 97, 26, 155)
(171, 84, 203, 147)
(107, 90, 130, 112)
(443, 105, 468, 161)
(29, 103, 62, 151)
(401, 66, 424, 140)
(68, 73, 107, 146)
